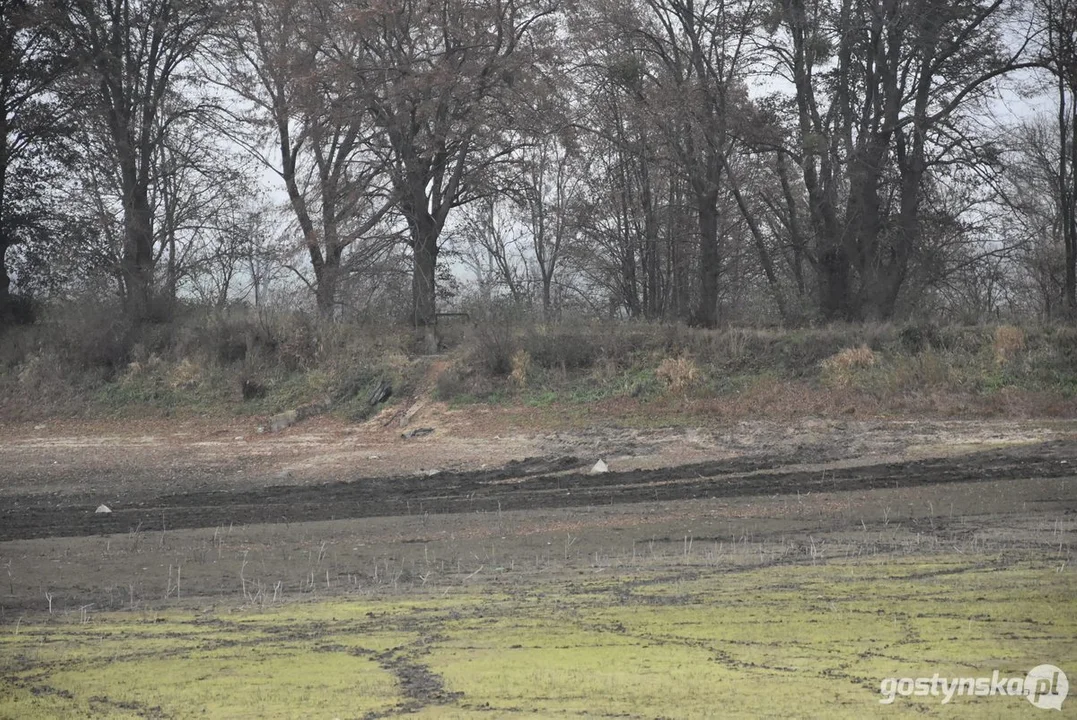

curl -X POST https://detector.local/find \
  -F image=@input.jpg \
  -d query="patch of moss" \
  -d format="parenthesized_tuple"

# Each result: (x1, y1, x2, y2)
(2, 557, 1073, 719)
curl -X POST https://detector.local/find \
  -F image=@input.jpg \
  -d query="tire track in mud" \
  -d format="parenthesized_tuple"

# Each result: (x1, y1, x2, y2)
(367, 644, 463, 717)
(2, 440, 1075, 542)
(316, 636, 462, 717)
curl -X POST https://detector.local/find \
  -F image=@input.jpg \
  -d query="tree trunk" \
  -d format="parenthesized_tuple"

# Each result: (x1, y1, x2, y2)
(693, 195, 720, 328)
(122, 186, 156, 321)
(817, 245, 852, 321)
(541, 270, 553, 319)
(845, 137, 887, 320)
(0, 161, 10, 325)
(639, 152, 660, 318)
(615, 160, 641, 318)
(314, 256, 341, 319)
(727, 163, 789, 323)
(0, 238, 11, 325)
(775, 151, 807, 299)
(313, 217, 344, 320)
(1066, 86, 1077, 315)
(410, 213, 439, 352)
(667, 176, 690, 321)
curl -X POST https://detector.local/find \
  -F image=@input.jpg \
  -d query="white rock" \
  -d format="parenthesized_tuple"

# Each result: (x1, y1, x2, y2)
(590, 459, 609, 474)
(95, 504, 112, 514)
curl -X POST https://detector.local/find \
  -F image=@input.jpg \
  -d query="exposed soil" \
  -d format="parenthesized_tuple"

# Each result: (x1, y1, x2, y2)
(3, 414, 1073, 500)
(3, 439, 1076, 543)
(1, 415, 1075, 621)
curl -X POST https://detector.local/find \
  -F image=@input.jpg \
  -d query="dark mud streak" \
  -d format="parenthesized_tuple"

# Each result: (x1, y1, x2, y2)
(86, 694, 171, 719)
(330, 636, 462, 719)
(371, 649, 463, 716)
(10, 680, 172, 719)
(3, 441, 1075, 541)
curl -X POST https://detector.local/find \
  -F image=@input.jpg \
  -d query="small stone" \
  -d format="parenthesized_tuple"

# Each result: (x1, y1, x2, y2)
(95, 504, 112, 514)
(590, 459, 609, 474)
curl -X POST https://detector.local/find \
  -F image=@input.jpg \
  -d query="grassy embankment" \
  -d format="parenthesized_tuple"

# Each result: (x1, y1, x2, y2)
(2, 302, 1077, 424)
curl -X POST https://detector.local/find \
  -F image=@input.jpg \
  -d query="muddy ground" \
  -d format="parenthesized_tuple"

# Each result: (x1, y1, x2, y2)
(1, 416, 1075, 542)
(3, 438, 1076, 543)
(0, 416, 1074, 619)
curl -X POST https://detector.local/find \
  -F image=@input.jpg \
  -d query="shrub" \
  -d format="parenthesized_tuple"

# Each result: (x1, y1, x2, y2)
(892, 351, 953, 390)
(775, 327, 887, 375)
(211, 321, 252, 364)
(934, 325, 991, 354)
(1055, 326, 1077, 361)
(435, 365, 468, 399)
(0, 325, 35, 368)
(274, 314, 318, 371)
(472, 320, 516, 375)
(898, 323, 941, 354)
(7, 292, 38, 325)
(49, 302, 134, 376)
(16, 351, 62, 390)
(522, 326, 599, 371)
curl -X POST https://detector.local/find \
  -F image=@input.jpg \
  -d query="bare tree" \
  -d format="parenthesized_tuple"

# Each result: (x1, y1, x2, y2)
(519, 130, 587, 317)
(54, 0, 221, 320)
(328, 0, 558, 348)
(456, 196, 528, 303)
(1036, 0, 1077, 315)
(0, 0, 71, 323)
(765, 0, 1035, 320)
(213, 0, 397, 318)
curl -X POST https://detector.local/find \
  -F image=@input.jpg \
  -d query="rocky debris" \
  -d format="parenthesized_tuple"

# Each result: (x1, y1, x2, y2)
(399, 400, 427, 427)
(368, 380, 393, 406)
(265, 396, 333, 433)
(402, 427, 434, 440)
(268, 410, 298, 433)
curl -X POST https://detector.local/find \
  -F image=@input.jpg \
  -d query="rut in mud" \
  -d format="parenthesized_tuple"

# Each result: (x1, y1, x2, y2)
(3, 440, 1075, 542)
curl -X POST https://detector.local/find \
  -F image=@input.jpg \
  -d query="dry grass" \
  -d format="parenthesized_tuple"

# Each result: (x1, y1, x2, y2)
(890, 351, 954, 389)
(510, 349, 532, 388)
(821, 345, 878, 371)
(168, 358, 202, 390)
(820, 345, 877, 388)
(994, 325, 1026, 364)
(656, 356, 700, 391)
(4, 310, 1077, 424)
